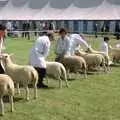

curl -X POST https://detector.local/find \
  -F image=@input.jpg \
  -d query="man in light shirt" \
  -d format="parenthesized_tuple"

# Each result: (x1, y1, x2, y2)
(55, 28, 71, 62)
(29, 32, 53, 88)
(99, 37, 110, 55)
(69, 34, 89, 55)
(99, 37, 113, 65)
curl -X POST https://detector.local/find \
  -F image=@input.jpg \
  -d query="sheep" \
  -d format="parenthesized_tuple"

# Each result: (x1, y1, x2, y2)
(109, 45, 120, 63)
(0, 74, 14, 116)
(59, 55, 87, 78)
(75, 49, 107, 72)
(46, 61, 68, 88)
(0, 53, 38, 101)
(86, 46, 110, 71)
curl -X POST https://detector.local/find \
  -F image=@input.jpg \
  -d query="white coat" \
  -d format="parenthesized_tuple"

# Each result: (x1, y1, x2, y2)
(69, 34, 89, 55)
(28, 35, 50, 68)
(99, 40, 109, 55)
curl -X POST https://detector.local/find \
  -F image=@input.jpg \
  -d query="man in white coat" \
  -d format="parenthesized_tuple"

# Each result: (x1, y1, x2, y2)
(29, 32, 53, 88)
(99, 36, 113, 65)
(69, 34, 89, 55)
(99, 36, 110, 55)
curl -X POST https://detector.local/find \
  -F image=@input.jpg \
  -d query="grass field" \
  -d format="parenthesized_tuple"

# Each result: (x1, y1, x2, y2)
(1, 36, 120, 120)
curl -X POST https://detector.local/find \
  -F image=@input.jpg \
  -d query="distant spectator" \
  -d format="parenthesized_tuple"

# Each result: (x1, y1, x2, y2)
(22, 22, 26, 38)
(32, 21, 37, 36)
(43, 22, 49, 30)
(22, 21, 30, 40)
(6, 21, 12, 36)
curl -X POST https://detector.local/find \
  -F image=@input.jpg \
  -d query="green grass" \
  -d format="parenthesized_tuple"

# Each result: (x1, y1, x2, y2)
(1, 36, 120, 120)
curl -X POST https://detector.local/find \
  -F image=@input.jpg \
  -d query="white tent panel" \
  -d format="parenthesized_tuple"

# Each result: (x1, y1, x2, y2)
(86, 0, 119, 20)
(32, 2, 65, 20)
(0, 0, 120, 20)
(0, 0, 19, 20)
(58, 4, 97, 20)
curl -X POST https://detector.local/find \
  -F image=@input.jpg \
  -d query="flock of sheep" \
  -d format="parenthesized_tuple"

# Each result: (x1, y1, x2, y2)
(0, 43, 120, 116)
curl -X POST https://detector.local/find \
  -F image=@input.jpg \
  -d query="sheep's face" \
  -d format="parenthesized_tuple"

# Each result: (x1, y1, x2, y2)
(0, 53, 13, 63)
(75, 50, 81, 56)
(0, 54, 9, 61)
(86, 47, 92, 53)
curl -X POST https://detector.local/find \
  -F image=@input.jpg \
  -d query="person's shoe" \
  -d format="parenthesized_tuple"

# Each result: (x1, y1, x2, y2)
(37, 84, 48, 88)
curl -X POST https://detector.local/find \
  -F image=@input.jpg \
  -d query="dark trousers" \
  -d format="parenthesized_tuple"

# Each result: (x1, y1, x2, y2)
(34, 67, 46, 85)
(22, 31, 30, 40)
(55, 54, 62, 62)
(0, 63, 4, 74)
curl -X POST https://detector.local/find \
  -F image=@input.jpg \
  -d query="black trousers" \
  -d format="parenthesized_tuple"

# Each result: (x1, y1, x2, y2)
(0, 63, 4, 74)
(34, 67, 46, 85)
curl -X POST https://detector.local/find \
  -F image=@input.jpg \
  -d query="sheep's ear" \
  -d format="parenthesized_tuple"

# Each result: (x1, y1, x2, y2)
(9, 53, 14, 57)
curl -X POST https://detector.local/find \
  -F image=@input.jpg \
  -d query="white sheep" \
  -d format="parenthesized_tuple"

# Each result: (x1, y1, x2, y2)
(109, 45, 120, 63)
(59, 55, 87, 78)
(0, 74, 14, 116)
(86, 46, 110, 71)
(75, 49, 107, 72)
(0, 53, 38, 101)
(46, 61, 68, 88)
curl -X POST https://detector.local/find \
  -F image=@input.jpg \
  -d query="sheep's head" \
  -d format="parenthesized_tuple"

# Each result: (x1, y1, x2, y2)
(0, 53, 14, 71)
(108, 45, 112, 50)
(86, 46, 93, 53)
(0, 53, 14, 64)
(75, 49, 81, 56)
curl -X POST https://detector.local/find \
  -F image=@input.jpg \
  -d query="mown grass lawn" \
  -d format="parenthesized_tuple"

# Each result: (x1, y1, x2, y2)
(1, 36, 120, 120)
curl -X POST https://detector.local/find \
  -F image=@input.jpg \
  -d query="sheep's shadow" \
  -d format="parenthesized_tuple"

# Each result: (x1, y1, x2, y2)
(3, 96, 24, 103)
(39, 86, 55, 90)
(67, 78, 76, 81)
(110, 64, 120, 67)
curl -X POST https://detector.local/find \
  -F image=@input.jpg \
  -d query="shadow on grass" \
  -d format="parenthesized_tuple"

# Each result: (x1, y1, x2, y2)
(67, 78, 76, 81)
(87, 72, 97, 75)
(110, 64, 120, 67)
(38, 86, 56, 90)
(3, 96, 24, 103)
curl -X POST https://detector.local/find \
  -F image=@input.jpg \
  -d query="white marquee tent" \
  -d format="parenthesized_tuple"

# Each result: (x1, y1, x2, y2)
(0, 0, 120, 20)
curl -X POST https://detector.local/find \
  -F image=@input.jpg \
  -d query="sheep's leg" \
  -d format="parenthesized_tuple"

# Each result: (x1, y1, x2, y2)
(97, 66, 101, 75)
(66, 69, 70, 79)
(58, 77, 62, 88)
(65, 79, 69, 88)
(83, 69, 87, 79)
(33, 83, 37, 99)
(76, 71, 80, 79)
(9, 96, 14, 112)
(25, 86, 29, 101)
(46, 77, 49, 85)
(65, 78, 69, 88)
(103, 63, 107, 73)
(0, 98, 4, 116)
(107, 65, 111, 72)
(16, 83, 20, 95)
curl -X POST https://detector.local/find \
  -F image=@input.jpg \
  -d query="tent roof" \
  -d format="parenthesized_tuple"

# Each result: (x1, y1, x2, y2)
(86, 0, 120, 20)
(0, 0, 120, 20)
